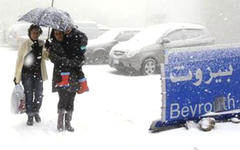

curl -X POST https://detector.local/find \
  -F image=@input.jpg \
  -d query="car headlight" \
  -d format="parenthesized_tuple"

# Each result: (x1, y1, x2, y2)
(126, 50, 137, 58)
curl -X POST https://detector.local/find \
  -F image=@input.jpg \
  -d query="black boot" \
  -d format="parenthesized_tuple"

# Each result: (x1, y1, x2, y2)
(27, 115, 33, 126)
(65, 111, 74, 132)
(34, 113, 41, 123)
(57, 109, 65, 132)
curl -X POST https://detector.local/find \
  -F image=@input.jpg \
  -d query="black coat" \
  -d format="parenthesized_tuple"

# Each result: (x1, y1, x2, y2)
(49, 40, 84, 93)
(63, 28, 88, 57)
(49, 28, 88, 93)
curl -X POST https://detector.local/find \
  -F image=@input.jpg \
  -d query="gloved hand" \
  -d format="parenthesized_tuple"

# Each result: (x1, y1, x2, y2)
(13, 77, 17, 85)
(45, 39, 51, 49)
(42, 50, 49, 59)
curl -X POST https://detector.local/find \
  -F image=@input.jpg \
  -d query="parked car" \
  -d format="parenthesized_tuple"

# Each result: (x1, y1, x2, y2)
(109, 23, 215, 75)
(75, 21, 109, 39)
(85, 28, 141, 64)
(6, 22, 48, 48)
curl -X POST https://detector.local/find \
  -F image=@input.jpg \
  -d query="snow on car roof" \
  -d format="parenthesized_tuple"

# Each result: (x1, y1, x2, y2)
(129, 23, 206, 44)
(96, 27, 140, 41)
(108, 27, 141, 32)
(149, 23, 205, 30)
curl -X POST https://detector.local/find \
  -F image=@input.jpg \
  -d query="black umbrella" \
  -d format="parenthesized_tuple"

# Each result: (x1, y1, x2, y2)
(18, 7, 74, 31)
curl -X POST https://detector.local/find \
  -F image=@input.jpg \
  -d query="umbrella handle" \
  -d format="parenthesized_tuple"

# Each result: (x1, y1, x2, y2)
(51, 0, 54, 7)
(47, 0, 54, 39)
(47, 27, 51, 40)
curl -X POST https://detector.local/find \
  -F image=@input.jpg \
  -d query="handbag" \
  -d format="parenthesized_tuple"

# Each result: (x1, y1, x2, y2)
(11, 84, 26, 114)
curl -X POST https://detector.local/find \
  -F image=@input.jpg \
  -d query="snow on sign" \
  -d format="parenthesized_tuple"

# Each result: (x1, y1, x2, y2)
(150, 44, 240, 132)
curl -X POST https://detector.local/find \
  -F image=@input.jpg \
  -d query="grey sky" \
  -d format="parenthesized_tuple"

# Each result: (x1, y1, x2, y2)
(0, 0, 240, 43)
(0, 0, 201, 27)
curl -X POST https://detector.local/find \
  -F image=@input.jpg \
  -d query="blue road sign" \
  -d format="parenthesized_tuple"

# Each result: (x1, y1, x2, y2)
(150, 44, 240, 131)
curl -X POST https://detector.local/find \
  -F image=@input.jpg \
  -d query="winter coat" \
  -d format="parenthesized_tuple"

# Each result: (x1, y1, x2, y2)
(14, 39, 48, 84)
(48, 28, 88, 93)
(63, 28, 88, 58)
(49, 40, 84, 93)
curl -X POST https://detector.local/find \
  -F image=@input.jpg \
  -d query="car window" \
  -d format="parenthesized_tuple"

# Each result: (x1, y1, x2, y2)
(166, 30, 186, 41)
(75, 22, 100, 39)
(183, 29, 207, 39)
(115, 31, 139, 42)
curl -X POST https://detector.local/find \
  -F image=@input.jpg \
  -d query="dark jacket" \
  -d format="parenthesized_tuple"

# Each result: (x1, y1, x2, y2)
(22, 41, 43, 79)
(49, 40, 84, 93)
(49, 28, 88, 93)
(63, 28, 88, 59)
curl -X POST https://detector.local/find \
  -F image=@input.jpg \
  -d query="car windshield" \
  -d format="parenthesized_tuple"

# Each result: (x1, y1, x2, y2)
(96, 29, 122, 41)
(129, 25, 172, 44)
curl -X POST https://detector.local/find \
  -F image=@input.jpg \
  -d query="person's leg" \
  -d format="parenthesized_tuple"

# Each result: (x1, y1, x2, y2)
(21, 76, 34, 125)
(65, 111, 74, 132)
(57, 109, 65, 131)
(57, 90, 68, 131)
(57, 90, 68, 111)
(33, 78, 43, 122)
(65, 91, 76, 132)
(65, 91, 76, 112)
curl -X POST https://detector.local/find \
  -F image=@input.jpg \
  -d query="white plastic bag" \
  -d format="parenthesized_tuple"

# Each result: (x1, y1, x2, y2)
(11, 84, 26, 114)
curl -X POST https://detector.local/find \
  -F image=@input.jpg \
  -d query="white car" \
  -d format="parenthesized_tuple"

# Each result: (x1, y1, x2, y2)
(6, 22, 48, 48)
(109, 23, 215, 75)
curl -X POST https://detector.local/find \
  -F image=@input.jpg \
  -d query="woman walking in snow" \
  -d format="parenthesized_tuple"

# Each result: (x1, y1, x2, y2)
(14, 24, 48, 126)
(47, 28, 88, 132)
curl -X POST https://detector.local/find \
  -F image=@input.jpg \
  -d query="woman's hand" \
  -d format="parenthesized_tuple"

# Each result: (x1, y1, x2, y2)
(42, 50, 49, 60)
(45, 39, 51, 49)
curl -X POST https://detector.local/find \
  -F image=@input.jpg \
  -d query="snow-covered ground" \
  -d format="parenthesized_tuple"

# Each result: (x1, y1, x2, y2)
(1, 46, 239, 150)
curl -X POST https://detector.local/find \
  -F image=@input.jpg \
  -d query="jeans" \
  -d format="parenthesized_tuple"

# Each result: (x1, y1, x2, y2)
(22, 75, 43, 116)
(57, 89, 76, 112)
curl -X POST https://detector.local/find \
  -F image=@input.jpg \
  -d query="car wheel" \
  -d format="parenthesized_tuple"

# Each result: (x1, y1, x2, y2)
(94, 50, 107, 64)
(141, 58, 157, 75)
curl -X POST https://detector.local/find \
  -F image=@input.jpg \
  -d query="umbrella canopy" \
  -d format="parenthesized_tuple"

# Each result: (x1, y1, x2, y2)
(18, 7, 74, 31)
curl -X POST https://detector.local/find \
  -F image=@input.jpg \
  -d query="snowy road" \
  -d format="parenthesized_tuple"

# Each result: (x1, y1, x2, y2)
(0, 46, 239, 150)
